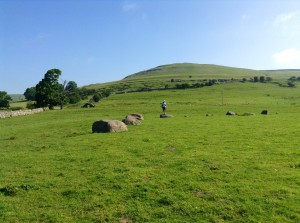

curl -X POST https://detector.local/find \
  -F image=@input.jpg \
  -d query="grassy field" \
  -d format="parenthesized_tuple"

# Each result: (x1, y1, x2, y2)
(1, 82, 300, 222)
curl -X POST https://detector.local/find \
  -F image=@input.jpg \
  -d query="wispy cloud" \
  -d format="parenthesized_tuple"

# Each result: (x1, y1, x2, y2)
(273, 48, 300, 68)
(274, 11, 299, 25)
(122, 2, 138, 12)
(241, 14, 249, 21)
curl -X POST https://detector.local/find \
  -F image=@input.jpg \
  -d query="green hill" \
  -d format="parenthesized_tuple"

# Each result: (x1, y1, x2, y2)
(84, 63, 300, 93)
(124, 63, 262, 80)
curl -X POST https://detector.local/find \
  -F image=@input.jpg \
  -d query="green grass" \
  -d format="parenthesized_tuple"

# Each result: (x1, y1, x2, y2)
(1, 82, 300, 222)
(84, 63, 300, 94)
(125, 63, 263, 80)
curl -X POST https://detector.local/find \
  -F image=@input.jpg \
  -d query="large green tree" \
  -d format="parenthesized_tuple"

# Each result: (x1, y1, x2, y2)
(0, 91, 12, 109)
(24, 87, 36, 101)
(35, 69, 61, 109)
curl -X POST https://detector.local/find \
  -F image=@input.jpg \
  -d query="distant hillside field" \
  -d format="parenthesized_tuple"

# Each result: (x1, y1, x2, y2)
(84, 63, 300, 93)
(9, 94, 25, 102)
(124, 63, 262, 80)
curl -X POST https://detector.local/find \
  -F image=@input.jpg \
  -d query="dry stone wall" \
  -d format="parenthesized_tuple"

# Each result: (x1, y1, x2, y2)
(0, 108, 48, 119)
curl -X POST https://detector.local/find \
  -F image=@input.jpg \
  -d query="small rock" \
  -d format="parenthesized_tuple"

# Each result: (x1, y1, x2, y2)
(160, 114, 173, 118)
(226, 111, 235, 116)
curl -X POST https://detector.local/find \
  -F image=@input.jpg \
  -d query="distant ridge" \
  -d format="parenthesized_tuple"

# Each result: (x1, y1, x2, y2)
(84, 63, 300, 91)
(262, 69, 300, 72)
(123, 63, 262, 80)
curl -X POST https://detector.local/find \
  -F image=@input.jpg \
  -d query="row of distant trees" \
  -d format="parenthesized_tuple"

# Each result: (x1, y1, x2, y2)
(24, 69, 112, 109)
(1, 68, 111, 110)
(250, 76, 272, 82)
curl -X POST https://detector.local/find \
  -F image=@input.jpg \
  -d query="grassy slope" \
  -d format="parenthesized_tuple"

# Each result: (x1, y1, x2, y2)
(1, 82, 299, 222)
(84, 63, 300, 93)
(124, 63, 262, 80)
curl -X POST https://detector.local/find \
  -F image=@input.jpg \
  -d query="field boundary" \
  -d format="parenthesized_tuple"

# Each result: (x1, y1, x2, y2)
(0, 107, 48, 119)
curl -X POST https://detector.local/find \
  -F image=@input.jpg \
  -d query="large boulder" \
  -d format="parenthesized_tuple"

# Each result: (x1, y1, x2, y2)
(92, 120, 128, 133)
(122, 114, 142, 125)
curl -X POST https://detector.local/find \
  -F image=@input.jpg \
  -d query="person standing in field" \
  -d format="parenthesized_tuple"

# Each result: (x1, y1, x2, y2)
(161, 100, 167, 114)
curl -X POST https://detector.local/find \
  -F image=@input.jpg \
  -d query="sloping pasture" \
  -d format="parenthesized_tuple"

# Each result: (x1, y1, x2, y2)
(0, 82, 299, 222)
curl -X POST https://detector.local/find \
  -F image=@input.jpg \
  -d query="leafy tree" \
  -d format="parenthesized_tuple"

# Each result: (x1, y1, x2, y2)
(253, 76, 259, 82)
(259, 76, 265, 83)
(35, 69, 61, 109)
(0, 91, 12, 109)
(58, 80, 81, 109)
(66, 81, 81, 104)
(24, 87, 36, 101)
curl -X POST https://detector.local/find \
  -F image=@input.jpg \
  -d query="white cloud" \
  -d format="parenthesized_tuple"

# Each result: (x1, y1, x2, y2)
(274, 11, 299, 26)
(122, 2, 138, 12)
(273, 48, 300, 68)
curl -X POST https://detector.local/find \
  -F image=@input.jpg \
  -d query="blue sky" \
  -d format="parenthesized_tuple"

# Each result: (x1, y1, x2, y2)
(1, 0, 300, 94)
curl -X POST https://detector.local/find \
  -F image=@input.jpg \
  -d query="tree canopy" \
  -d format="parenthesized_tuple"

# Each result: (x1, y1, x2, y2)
(35, 69, 61, 109)
(0, 91, 12, 109)
(24, 87, 36, 101)
(35, 69, 81, 109)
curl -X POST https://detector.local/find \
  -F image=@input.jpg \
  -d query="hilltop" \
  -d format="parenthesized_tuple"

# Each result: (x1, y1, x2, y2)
(123, 63, 262, 80)
(84, 63, 300, 93)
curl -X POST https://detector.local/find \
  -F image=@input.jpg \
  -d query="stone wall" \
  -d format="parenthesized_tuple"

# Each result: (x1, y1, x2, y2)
(0, 108, 48, 119)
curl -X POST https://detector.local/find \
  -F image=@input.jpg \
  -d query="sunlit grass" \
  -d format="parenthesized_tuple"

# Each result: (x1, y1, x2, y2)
(1, 82, 299, 222)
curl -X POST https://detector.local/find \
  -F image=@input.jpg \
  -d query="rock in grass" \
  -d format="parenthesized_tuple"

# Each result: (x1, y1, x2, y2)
(128, 113, 144, 120)
(81, 102, 95, 108)
(261, 110, 269, 115)
(92, 120, 128, 133)
(160, 113, 173, 118)
(122, 113, 144, 125)
(226, 111, 235, 116)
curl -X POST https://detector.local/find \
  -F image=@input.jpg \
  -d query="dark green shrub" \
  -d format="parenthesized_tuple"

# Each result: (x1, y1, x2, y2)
(92, 94, 101, 102)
